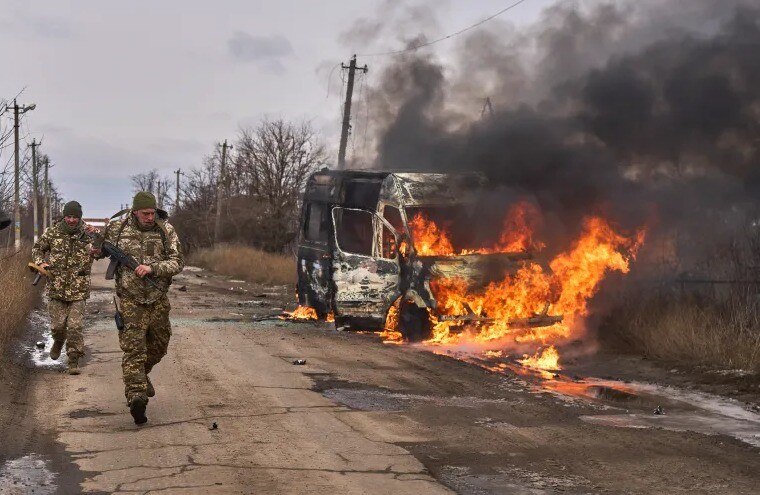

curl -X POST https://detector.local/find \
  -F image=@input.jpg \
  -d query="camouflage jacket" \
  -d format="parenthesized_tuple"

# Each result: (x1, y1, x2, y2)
(32, 221, 93, 301)
(103, 214, 184, 304)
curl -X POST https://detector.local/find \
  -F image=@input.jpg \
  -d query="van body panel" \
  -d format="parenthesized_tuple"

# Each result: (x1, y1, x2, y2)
(295, 169, 560, 335)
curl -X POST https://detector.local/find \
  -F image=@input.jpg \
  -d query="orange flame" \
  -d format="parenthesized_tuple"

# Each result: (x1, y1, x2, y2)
(423, 216, 643, 347)
(492, 200, 545, 253)
(378, 300, 404, 344)
(408, 213, 455, 256)
(280, 306, 335, 322)
(399, 209, 644, 372)
(518, 345, 561, 371)
(410, 201, 544, 256)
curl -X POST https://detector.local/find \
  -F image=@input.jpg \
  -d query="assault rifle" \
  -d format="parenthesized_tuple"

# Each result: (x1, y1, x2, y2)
(88, 232, 160, 289)
(28, 262, 50, 286)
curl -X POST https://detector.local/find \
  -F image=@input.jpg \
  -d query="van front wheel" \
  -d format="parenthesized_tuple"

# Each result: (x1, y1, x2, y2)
(399, 301, 432, 342)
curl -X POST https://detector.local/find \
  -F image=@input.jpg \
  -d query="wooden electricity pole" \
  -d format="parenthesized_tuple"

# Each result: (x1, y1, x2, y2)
(481, 97, 494, 119)
(43, 156, 51, 230)
(174, 168, 182, 214)
(29, 139, 40, 242)
(214, 140, 231, 244)
(3, 100, 36, 248)
(337, 55, 368, 170)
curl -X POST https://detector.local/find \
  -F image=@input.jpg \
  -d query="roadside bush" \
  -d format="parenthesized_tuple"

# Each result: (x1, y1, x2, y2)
(601, 290, 760, 372)
(189, 244, 296, 286)
(0, 248, 38, 354)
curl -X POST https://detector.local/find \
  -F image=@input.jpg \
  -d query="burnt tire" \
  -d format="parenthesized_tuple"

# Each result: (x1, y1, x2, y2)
(399, 301, 432, 342)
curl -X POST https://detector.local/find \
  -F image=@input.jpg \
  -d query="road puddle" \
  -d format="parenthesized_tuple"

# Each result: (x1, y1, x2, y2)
(574, 380, 760, 447)
(0, 454, 56, 495)
(441, 348, 760, 448)
(28, 331, 62, 369)
(13, 311, 65, 371)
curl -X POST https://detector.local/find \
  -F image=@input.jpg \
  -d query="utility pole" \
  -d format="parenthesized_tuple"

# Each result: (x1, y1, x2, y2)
(481, 97, 494, 119)
(2, 100, 36, 249)
(337, 55, 368, 170)
(174, 169, 183, 214)
(214, 140, 231, 244)
(29, 139, 40, 242)
(43, 156, 50, 230)
(156, 181, 163, 209)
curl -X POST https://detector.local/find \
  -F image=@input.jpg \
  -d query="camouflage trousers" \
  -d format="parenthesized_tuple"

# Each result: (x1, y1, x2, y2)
(48, 299, 86, 359)
(118, 295, 172, 402)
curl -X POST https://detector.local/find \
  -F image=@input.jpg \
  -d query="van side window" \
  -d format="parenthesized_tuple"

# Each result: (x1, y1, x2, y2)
(381, 223, 398, 259)
(304, 203, 328, 244)
(382, 206, 403, 231)
(334, 209, 373, 256)
(382, 206, 403, 258)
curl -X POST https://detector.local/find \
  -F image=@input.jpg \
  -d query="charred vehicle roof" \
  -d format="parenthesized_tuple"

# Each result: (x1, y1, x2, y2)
(303, 169, 486, 208)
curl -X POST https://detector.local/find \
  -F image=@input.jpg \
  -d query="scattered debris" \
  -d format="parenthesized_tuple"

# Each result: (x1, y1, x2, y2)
(293, 359, 306, 365)
(238, 300, 268, 307)
(707, 369, 755, 378)
(653, 405, 665, 415)
(251, 315, 283, 322)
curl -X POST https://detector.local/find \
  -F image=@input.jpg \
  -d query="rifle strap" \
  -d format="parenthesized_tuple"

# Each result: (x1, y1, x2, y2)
(114, 214, 168, 254)
(114, 216, 130, 249)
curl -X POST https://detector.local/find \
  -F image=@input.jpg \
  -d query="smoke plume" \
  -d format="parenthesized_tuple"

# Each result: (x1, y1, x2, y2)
(349, 0, 760, 269)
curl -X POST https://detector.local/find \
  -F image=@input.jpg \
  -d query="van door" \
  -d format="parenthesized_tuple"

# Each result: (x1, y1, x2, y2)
(331, 207, 401, 324)
(296, 201, 333, 317)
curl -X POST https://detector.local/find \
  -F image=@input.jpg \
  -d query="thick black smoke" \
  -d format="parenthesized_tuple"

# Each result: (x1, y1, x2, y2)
(354, 1, 760, 270)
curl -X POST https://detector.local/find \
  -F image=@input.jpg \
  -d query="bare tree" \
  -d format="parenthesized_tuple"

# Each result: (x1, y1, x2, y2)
(174, 118, 328, 252)
(130, 169, 172, 209)
(235, 119, 327, 215)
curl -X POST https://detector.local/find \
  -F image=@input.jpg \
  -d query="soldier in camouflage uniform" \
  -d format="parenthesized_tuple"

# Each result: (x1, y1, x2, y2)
(32, 201, 94, 375)
(98, 192, 184, 425)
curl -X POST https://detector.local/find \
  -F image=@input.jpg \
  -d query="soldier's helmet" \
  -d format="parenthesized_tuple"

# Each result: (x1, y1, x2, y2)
(0, 210, 10, 231)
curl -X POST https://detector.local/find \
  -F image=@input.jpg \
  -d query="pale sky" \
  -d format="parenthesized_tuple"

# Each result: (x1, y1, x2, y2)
(0, 0, 556, 217)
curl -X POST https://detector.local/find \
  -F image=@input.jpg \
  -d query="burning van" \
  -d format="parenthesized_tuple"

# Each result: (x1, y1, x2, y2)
(295, 169, 564, 341)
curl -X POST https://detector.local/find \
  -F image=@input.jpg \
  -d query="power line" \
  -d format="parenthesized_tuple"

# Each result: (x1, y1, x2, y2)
(357, 0, 530, 57)
(325, 62, 342, 99)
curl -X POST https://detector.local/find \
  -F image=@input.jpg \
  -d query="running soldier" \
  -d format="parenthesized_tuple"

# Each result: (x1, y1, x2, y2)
(32, 201, 95, 375)
(96, 192, 184, 425)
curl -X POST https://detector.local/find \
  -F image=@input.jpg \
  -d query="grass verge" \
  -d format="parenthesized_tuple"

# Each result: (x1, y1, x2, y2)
(0, 247, 37, 354)
(602, 292, 760, 372)
(189, 244, 296, 286)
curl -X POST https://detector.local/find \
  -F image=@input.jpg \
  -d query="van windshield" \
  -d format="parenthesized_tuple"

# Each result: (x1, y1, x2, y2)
(405, 206, 479, 256)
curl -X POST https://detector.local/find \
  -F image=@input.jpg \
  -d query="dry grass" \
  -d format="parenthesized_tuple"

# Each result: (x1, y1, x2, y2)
(190, 244, 296, 286)
(0, 247, 38, 354)
(602, 292, 760, 372)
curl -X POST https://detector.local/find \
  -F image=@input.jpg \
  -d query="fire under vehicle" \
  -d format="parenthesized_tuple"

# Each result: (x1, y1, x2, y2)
(295, 169, 563, 340)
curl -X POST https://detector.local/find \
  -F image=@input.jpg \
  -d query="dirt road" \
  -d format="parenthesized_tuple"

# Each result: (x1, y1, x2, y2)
(1, 259, 759, 494)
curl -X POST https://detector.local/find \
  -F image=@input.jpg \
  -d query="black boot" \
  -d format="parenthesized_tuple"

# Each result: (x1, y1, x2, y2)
(50, 340, 64, 360)
(129, 395, 148, 425)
